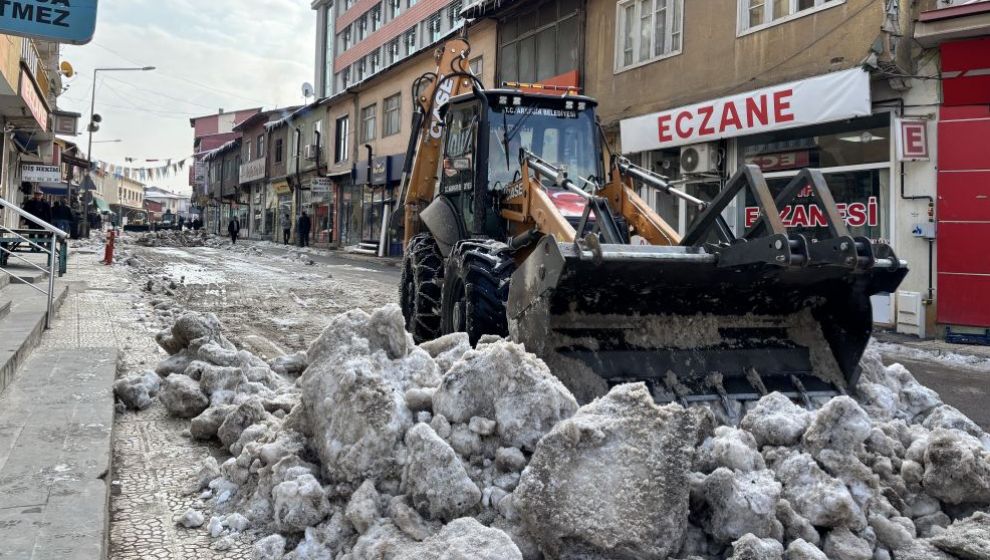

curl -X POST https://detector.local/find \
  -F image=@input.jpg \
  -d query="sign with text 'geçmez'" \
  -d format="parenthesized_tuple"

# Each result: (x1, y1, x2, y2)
(0, 0, 98, 45)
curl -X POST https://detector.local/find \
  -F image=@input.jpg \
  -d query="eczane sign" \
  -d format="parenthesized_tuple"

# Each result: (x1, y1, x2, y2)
(620, 68, 872, 152)
(0, 0, 98, 45)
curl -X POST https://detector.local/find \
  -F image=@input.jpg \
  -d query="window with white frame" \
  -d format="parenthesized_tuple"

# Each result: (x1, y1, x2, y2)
(389, 0, 401, 19)
(448, 1, 463, 31)
(341, 26, 352, 51)
(427, 13, 443, 43)
(371, 4, 383, 32)
(368, 50, 381, 74)
(469, 56, 483, 76)
(334, 116, 349, 162)
(357, 14, 368, 40)
(738, 0, 844, 33)
(383, 94, 401, 137)
(615, 0, 682, 71)
(386, 38, 400, 65)
(404, 28, 417, 56)
(361, 104, 377, 142)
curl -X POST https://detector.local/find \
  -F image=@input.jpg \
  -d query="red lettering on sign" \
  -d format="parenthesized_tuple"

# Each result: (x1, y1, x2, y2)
(744, 196, 880, 229)
(746, 95, 769, 127)
(658, 114, 673, 143)
(676, 112, 694, 139)
(745, 207, 760, 227)
(698, 106, 716, 135)
(773, 89, 795, 123)
(809, 204, 826, 227)
(719, 102, 742, 133)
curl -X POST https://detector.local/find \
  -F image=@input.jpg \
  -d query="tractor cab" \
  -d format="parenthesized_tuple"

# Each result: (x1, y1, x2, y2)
(438, 90, 603, 238)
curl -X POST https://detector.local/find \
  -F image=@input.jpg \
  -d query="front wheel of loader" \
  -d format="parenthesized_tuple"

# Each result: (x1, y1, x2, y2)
(440, 240, 516, 345)
(400, 234, 444, 343)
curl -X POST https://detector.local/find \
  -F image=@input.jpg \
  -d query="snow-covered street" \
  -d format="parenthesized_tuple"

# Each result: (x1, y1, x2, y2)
(90, 236, 990, 559)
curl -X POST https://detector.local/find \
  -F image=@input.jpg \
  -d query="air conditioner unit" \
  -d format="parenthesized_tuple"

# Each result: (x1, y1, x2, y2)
(680, 143, 719, 175)
(304, 145, 320, 161)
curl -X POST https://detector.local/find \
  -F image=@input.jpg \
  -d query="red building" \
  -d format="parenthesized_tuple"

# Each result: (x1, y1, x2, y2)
(916, 2, 990, 341)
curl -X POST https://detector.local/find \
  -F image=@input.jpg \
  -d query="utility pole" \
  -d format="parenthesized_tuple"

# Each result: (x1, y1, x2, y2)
(83, 66, 155, 237)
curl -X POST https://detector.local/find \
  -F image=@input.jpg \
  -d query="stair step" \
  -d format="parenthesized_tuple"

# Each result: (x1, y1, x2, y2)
(0, 283, 69, 396)
(0, 299, 10, 321)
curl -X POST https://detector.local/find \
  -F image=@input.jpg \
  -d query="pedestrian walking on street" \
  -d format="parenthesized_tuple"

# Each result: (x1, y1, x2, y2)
(52, 200, 73, 233)
(298, 211, 311, 248)
(282, 213, 291, 245)
(22, 189, 51, 228)
(228, 216, 240, 244)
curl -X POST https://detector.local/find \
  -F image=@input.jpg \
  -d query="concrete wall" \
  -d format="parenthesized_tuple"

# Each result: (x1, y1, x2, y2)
(585, 0, 888, 131)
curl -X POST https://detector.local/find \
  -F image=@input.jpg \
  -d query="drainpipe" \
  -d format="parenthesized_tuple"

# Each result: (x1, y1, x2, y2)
(875, 97, 935, 306)
(294, 126, 303, 245)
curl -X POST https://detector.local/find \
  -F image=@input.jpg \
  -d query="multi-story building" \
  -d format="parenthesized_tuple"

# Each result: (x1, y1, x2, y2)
(313, 0, 471, 98)
(233, 110, 297, 240)
(0, 35, 66, 228)
(202, 139, 243, 234)
(189, 108, 260, 216)
(144, 186, 187, 221)
(93, 171, 146, 225)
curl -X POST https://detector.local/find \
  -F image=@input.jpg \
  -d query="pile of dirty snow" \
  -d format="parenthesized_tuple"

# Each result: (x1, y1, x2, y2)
(129, 304, 990, 560)
(133, 229, 217, 247)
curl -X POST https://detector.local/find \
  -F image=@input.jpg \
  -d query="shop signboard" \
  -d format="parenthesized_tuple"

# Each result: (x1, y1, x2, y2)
(19, 69, 48, 129)
(311, 177, 332, 194)
(896, 119, 930, 161)
(621, 68, 872, 152)
(371, 156, 389, 185)
(0, 0, 98, 45)
(22, 163, 59, 182)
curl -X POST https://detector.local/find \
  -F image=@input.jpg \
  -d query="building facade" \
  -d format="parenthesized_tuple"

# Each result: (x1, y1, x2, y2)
(202, 139, 243, 234)
(0, 35, 65, 229)
(313, 0, 470, 98)
(189, 108, 260, 219)
(233, 110, 284, 240)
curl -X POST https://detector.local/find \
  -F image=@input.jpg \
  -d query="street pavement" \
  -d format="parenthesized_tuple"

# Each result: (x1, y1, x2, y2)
(2, 239, 986, 559)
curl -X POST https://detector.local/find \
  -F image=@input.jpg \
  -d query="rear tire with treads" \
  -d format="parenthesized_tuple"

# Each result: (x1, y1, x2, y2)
(441, 239, 516, 344)
(400, 233, 444, 343)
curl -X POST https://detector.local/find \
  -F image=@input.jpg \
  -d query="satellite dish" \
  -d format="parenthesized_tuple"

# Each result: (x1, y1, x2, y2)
(302, 82, 315, 99)
(60, 61, 74, 78)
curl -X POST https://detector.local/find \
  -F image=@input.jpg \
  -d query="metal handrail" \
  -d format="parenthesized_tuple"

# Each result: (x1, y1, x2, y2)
(0, 244, 50, 274)
(0, 196, 68, 328)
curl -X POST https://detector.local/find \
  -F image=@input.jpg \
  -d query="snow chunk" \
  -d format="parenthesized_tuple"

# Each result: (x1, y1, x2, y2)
(345, 479, 381, 534)
(727, 533, 783, 560)
(923, 405, 985, 438)
(930, 511, 990, 560)
(696, 426, 765, 473)
(271, 351, 308, 375)
(773, 451, 865, 529)
(822, 526, 871, 560)
(392, 517, 522, 560)
(190, 404, 236, 441)
(514, 383, 696, 559)
(178, 509, 205, 528)
(159, 374, 208, 418)
(922, 429, 990, 504)
(252, 534, 286, 560)
(702, 468, 782, 543)
(432, 340, 578, 451)
(740, 392, 811, 448)
(272, 473, 330, 532)
(785, 539, 827, 560)
(802, 396, 872, 456)
(402, 423, 481, 521)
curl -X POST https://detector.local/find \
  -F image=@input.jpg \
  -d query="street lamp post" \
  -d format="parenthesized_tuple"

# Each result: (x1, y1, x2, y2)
(82, 66, 155, 237)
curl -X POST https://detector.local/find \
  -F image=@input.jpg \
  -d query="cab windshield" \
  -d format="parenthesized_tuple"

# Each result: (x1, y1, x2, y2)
(487, 104, 600, 192)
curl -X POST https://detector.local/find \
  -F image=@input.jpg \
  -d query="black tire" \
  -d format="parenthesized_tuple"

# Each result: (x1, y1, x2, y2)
(441, 240, 516, 344)
(400, 233, 444, 343)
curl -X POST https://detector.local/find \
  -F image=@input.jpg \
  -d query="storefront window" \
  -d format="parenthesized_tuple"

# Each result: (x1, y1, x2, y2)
(738, 113, 891, 243)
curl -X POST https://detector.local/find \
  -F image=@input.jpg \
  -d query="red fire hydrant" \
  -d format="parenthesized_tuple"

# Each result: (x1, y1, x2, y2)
(103, 230, 116, 265)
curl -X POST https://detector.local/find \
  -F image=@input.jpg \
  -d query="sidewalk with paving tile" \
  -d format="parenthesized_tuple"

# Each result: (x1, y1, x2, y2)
(0, 251, 119, 559)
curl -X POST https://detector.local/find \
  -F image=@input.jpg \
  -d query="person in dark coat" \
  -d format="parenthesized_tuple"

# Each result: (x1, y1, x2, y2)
(51, 200, 73, 233)
(228, 216, 240, 244)
(282, 213, 291, 245)
(22, 190, 51, 228)
(298, 211, 311, 248)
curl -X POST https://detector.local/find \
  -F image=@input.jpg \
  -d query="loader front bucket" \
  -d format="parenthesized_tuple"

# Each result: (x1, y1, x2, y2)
(507, 236, 907, 415)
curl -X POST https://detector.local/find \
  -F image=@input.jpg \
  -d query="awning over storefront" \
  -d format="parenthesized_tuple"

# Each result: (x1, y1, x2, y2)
(273, 181, 291, 195)
(39, 182, 69, 195)
(92, 197, 111, 213)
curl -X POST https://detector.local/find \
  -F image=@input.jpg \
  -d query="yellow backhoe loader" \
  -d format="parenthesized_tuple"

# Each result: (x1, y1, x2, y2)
(395, 37, 907, 416)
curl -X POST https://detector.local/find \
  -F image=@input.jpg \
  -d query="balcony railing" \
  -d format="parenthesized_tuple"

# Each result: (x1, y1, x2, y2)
(20, 38, 52, 101)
